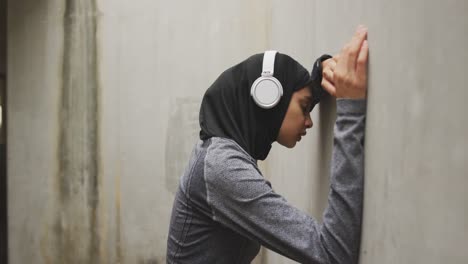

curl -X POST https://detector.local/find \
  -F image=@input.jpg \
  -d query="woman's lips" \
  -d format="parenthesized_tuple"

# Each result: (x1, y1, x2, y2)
(298, 132, 307, 141)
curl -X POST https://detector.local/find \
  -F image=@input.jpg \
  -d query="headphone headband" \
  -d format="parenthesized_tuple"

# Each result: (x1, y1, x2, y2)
(262, 50, 277, 77)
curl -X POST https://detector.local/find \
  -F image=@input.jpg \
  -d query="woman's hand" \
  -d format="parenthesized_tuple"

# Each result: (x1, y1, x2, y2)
(321, 25, 369, 99)
(321, 57, 338, 97)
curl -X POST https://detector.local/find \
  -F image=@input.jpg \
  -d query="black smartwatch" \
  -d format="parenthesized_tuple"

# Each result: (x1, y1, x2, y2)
(310, 54, 332, 107)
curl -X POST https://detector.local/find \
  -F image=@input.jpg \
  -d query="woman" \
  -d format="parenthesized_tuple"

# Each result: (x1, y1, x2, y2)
(167, 25, 369, 264)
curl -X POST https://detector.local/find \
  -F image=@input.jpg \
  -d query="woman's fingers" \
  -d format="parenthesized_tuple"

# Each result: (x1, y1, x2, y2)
(356, 40, 369, 85)
(322, 58, 336, 73)
(333, 25, 369, 99)
(323, 68, 334, 81)
(347, 25, 368, 70)
(328, 59, 337, 71)
(322, 58, 335, 67)
(333, 54, 339, 62)
(321, 58, 337, 96)
(321, 78, 336, 97)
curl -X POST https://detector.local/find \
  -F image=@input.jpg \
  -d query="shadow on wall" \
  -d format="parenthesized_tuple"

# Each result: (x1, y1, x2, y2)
(315, 95, 336, 214)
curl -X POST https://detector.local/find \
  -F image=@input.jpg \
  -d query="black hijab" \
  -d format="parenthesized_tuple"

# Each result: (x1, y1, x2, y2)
(199, 52, 312, 160)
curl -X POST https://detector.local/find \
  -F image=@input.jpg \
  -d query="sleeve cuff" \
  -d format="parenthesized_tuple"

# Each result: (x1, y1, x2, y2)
(336, 98, 367, 115)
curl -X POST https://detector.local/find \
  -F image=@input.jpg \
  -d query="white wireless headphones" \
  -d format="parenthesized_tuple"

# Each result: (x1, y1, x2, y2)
(250, 50, 283, 109)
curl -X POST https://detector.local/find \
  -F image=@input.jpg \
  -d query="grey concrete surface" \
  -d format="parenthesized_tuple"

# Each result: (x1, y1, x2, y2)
(7, 0, 468, 263)
(356, 1, 468, 263)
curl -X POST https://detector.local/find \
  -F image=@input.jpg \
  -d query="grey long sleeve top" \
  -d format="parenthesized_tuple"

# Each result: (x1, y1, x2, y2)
(166, 99, 366, 264)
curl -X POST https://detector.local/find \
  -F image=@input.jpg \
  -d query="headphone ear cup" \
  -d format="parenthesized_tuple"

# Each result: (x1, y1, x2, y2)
(250, 76, 283, 109)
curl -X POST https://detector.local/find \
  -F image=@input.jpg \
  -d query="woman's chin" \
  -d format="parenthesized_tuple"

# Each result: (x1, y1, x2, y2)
(277, 140, 296, 148)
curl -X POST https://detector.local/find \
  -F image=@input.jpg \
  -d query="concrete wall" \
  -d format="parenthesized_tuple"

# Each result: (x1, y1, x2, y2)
(266, 1, 468, 264)
(7, 0, 468, 263)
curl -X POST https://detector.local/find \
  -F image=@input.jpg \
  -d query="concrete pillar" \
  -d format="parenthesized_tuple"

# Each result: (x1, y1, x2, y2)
(7, 0, 468, 263)
(8, 0, 270, 263)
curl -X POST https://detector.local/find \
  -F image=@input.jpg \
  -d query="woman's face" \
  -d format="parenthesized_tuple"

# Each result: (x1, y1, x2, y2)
(276, 87, 314, 148)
